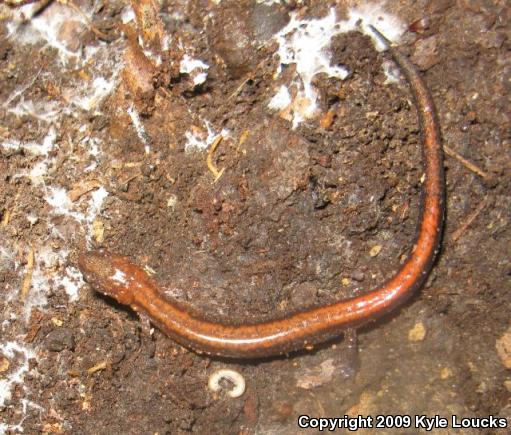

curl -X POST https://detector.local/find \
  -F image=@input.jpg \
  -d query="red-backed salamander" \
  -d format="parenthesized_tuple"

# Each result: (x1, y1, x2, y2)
(77, 26, 444, 359)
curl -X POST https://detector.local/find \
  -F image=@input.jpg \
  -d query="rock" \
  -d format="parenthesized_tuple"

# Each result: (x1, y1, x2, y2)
(412, 36, 440, 71)
(44, 328, 75, 352)
(408, 322, 427, 342)
(250, 2, 290, 44)
(496, 326, 511, 369)
(57, 20, 87, 53)
(350, 270, 365, 282)
(208, 0, 289, 78)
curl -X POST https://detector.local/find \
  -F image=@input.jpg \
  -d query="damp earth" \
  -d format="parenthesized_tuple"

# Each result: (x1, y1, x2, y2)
(0, 0, 509, 434)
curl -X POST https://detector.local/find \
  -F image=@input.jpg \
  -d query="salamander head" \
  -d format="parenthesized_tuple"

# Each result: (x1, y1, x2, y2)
(77, 250, 138, 305)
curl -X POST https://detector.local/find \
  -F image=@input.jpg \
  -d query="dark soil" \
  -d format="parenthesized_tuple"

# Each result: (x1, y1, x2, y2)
(0, 0, 509, 434)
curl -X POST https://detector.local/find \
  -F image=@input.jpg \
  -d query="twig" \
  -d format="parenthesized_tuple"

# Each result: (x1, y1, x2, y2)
(207, 135, 225, 182)
(21, 247, 35, 301)
(1, 210, 11, 227)
(226, 57, 268, 102)
(227, 77, 251, 102)
(444, 145, 491, 180)
(451, 198, 488, 242)
(237, 129, 249, 150)
(0, 0, 41, 6)
(68, 179, 102, 202)
(87, 361, 108, 374)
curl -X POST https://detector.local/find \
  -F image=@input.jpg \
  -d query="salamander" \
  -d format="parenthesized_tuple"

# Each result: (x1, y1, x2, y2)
(77, 26, 444, 358)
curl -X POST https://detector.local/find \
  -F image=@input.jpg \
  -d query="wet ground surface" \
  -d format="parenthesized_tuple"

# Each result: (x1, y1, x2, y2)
(0, 0, 510, 434)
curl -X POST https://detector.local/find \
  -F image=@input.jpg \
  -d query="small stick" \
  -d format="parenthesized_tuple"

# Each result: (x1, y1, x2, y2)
(0, 0, 41, 6)
(21, 247, 35, 301)
(206, 135, 225, 182)
(227, 78, 251, 102)
(1, 210, 11, 227)
(68, 179, 102, 202)
(444, 145, 490, 180)
(87, 361, 108, 374)
(226, 58, 268, 102)
(451, 198, 488, 242)
(237, 129, 250, 150)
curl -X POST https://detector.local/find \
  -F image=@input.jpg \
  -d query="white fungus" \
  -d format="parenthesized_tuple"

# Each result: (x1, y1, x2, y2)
(127, 104, 151, 153)
(0, 342, 35, 407)
(180, 54, 210, 86)
(184, 121, 230, 153)
(268, 85, 292, 111)
(269, 4, 406, 127)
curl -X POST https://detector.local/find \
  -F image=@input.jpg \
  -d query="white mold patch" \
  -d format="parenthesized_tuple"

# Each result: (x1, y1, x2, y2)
(87, 187, 109, 225)
(273, 8, 349, 126)
(184, 129, 209, 151)
(56, 266, 85, 302)
(382, 60, 402, 84)
(343, 3, 405, 51)
(0, 2, 124, 431)
(127, 104, 151, 153)
(268, 85, 292, 111)
(1, 127, 56, 156)
(71, 76, 118, 112)
(6, 98, 61, 123)
(45, 186, 83, 220)
(1, 128, 58, 186)
(269, 3, 406, 127)
(12, 247, 83, 320)
(0, 342, 36, 407)
(6, 2, 86, 63)
(180, 54, 210, 86)
(121, 5, 136, 24)
(184, 121, 230, 152)
(44, 185, 109, 243)
(19, 247, 68, 317)
(3, 2, 122, 120)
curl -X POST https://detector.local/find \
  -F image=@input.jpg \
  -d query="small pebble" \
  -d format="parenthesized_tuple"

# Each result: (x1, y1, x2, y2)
(369, 245, 382, 257)
(57, 20, 87, 52)
(167, 194, 178, 208)
(92, 220, 105, 243)
(319, 111, 335, 129)
(496, 326, 511, 369)
(411, 36, 440, 71)
(51, 317, 63, 327)
(45, 329, 75, 352)
(408, 322, 426, 342)
(272, 401, 294, 422)
(350, 270, 365, 282)
(409, 17, 430, 33)
(440, 367, 452, 380)
(296, 359, 336, 389)
(0, 356, 9, 373)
